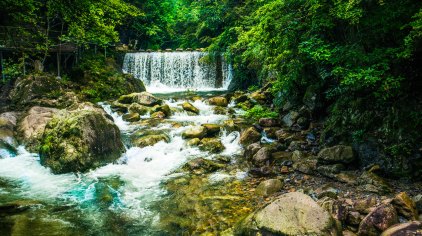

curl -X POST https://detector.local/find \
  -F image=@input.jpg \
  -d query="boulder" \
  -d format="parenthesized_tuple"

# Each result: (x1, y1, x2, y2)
(317, 145, 355, 164)
(17, 106, 59, 152)
(252, 147, 272, 166)
(201, 124, 221, 137)
(392, 192, 418, 220)
(128, 103, 150, 115)
(182, 102, 199, 114)
(39, 103, 124, 174)
(208, 96, 228, 107)
(235, 192, 339, 235)
(9, 75, 65, 109)
(282, 111, 300, 127)
(122, 113, 140, 122)
(255, 179, 283, 197)
(358, 171, 392, 194)
(239, 127, 261, 146)
(381, 221, 422, 236)
(293, 159, 318, 174)
(199, 138, 225, 153)
(111, 101, 129, 113)
(250, 91, 267, 104)
(258, 118, 280, 127)
(358, 204, 399, 236)
(182, 126, 207, 139)
(118, 92, 162, 106)
(223, 119, 241, 133)
(244, 142, 262, 159)
(0, 112, 20, 156)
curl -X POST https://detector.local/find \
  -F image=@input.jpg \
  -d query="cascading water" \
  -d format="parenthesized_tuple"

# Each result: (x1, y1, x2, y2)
(122, 51, 233, 92)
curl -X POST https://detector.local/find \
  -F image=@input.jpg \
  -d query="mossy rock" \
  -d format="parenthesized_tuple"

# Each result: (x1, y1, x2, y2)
(131, 129, 170, 148)
(182, 158, 225, 174)
(39, 103, 124, 174)
(128, 103, 150, 115)
(118, 92, 162, 106)
(122, 113, 140, 122)
(199, 138, 225, 153)
(182, 102, 199, 114)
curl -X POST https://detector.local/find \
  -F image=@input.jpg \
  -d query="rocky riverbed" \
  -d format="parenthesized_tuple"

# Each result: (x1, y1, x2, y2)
(0, 77, 421, 235)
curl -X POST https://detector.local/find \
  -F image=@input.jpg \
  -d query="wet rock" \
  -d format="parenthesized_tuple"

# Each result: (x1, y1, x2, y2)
(282, 111, 300, 127)
(199, 138, 225, 153)
(152, 104, 171, 117)
(182, 126, 207, 139)
(151, 111, 166, 119)
(252, 147, 272, 166)
(232, 94, 248, 104)
(235, 192, 339, 235)
(133, 134, 170, 148)
(208, 96, 228, 107)
(392, 192, 418, 220)
(244, 142, 262, 159)
(186, 138, 201, 146)
(0, 112, 19, 156)
(213, 106, 227, 115)
(317, 145, 355, 164)
(201, 124, 221, 137)
(111, 101, 129, 113)
(258, 118, 279, 127)
(182, 102, 199, 114)
(122, 112, 140, 122)
(263, 127, 278, 139)
(255, 179, 283, 197)
(223, 119, 241, 132)
(118, 92, 162, 106)
(318, 197, 347, 231)
(380, 221, 422, 236)
(358, 204, 399, 236)
(39, 103, 124, 174)
(128, 103, 150, 115)
(183, 158, 224, 174)
(239, 127, 261, 146)
(17, 106, 59, 152)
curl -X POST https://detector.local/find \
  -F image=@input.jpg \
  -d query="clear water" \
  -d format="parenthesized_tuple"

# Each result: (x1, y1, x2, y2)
(0, 95, 248, 235)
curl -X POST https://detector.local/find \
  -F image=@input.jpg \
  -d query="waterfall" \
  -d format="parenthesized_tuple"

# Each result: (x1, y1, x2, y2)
(122, 51, 233, 92)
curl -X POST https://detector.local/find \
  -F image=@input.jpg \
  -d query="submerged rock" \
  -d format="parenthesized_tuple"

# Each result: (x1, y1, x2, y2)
(182, 102, 199, 114)
(235, 192, 339, 235)
(39, 103, 124, 174)
(208, 96, 228, 107)
(17, 106, 59, 152)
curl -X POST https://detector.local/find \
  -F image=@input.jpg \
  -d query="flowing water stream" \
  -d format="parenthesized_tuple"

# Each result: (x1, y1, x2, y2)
(0, 54, 257, 235)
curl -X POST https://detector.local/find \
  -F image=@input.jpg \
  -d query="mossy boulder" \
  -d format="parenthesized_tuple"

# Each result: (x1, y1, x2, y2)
(128, 103, 150, 115)
(110, 101, 129, 113)
(255, 179, 283, 197)
(239, 127, 261, 146)
(317, 145, 355, 164)
(183, 158, 225, 174)
(199, 138, 225, 153)
(39, 103, 124, 174)
(9, 75, 66, 109)
(208, 96, 228, 107)
(17, 106, 59, 152)
(182, 102, 199, 114)
(122, 113, 140, 122)
(213, 106, 227, 115)
(152, 104, 171, 117)
(182, 126, 207, 139)
(201, 124, 221, 137)
(118, 92, 162, 106)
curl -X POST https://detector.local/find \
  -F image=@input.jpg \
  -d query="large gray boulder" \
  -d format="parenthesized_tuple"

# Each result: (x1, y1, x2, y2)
(235, 192, 339, 235)
(39, 103, 124, 174)
(317, 145, 355, 164)
(17, 106, 59, 152)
